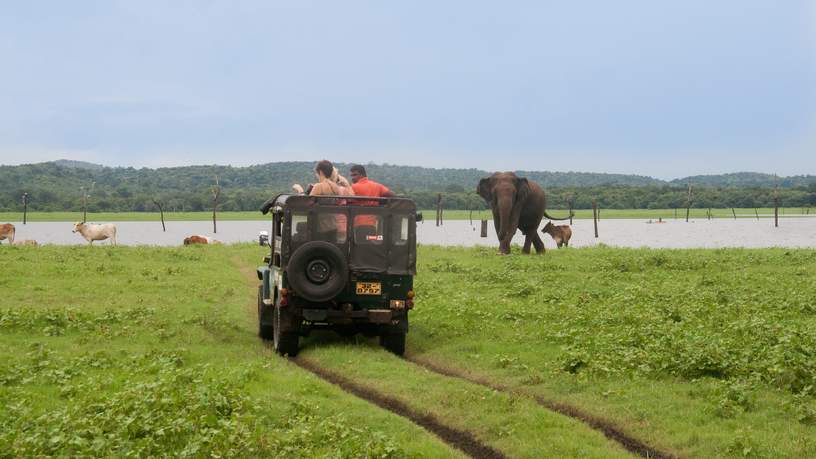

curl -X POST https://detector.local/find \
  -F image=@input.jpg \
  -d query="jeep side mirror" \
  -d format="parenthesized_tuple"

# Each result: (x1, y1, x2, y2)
(259, 231, 270, 246)
(415, 212, 423, 222)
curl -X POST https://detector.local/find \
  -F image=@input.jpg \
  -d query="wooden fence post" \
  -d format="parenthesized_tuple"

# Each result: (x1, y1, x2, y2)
(754, 208, 759, 220)
(774, 199, 779, 228)
(731, 208, 737, 219)
(569, 200, 574, 225)
(480, 220, 488, 238)
(592, 200, 598, 238)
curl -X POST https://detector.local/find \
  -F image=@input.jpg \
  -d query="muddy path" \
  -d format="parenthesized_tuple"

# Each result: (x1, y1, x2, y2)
(293, 357, 507, 459)
(231, 255, 673, 458)
(232, 255, 503, 458)
(405, 354, 676, 459)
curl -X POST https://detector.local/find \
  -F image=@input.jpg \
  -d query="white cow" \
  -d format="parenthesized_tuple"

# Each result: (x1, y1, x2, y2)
(73, 222, 117, 246)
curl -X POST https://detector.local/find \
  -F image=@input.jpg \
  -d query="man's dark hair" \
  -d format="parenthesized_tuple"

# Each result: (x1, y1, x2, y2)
(350, 164, 367, 177)
(315, 160, 334, 178)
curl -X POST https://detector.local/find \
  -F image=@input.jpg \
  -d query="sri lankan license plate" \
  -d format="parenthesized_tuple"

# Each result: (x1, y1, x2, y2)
(356, 282, 381, 295)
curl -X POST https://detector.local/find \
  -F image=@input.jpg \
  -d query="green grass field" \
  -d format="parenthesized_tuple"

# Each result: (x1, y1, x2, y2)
(1, 207, 812, 223)
(2, 244, 815, 457)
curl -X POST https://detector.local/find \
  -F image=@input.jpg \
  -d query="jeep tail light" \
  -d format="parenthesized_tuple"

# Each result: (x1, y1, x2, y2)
(389, 300, 405, 310)
(406, 299, 414, 310)
(406, 290, 415, 299)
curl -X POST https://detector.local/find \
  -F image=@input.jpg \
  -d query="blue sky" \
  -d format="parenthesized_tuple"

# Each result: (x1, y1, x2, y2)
(1, 1, 814, 178)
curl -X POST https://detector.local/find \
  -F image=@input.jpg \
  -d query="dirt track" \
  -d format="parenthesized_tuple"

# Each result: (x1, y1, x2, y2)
(293, 357, 507, 459)
(405, 354, 676, 459)
(235, 256, 674, 458)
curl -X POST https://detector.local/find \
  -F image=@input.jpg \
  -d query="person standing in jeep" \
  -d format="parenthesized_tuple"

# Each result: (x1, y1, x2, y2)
(349, 165, 395, 200)
(349, 165, 394, 240)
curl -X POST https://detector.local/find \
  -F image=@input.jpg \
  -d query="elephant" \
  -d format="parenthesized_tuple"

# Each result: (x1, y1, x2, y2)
(477, 172, 572, 255)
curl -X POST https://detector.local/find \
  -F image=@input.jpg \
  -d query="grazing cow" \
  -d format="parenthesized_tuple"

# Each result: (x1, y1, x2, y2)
(73, 222, 117, 246)
(541, 221, 572, 248)
(12, 239, 38, 246)
(183, 235, 220, 245)
(0, 223, 14, 244)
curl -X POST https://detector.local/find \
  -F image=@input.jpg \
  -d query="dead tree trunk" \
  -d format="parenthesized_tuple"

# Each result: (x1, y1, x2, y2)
(685, 183, 693, 222)
(22, 192, 28, 225)
(592, 200, 598, 238)
(152, 199, 166, 232)
(435, 194, 442, 227)
(212, 176, 221, 234)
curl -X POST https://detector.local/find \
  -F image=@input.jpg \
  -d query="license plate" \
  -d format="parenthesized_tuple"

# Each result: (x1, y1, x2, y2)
(356, 282, 381, 295)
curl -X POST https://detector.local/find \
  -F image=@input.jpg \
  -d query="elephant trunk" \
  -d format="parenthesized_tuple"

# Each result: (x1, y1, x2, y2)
(496, 194, 515, 253)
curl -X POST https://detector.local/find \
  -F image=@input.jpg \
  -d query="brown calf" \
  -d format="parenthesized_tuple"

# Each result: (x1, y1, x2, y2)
(184, 235, 210, 245)
(0, 223, 15, 244)
(541, 221, 572, 248)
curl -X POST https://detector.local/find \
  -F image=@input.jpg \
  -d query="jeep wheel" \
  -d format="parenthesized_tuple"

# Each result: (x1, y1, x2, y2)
(273, 305, 299, 356)
(258, 286, 274, 340)
(380, 332, 406, 356)
(287, 241, 348, 302)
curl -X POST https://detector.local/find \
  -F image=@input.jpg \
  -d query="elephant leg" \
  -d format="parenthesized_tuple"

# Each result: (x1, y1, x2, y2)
(531, 232, 545, 254)
(499, 237, 512, 255)
(522, 234, 532, 254)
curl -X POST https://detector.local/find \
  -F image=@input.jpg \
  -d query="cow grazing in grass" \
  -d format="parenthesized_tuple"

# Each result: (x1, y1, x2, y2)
(541, 221, 572, 248)
(0, 223, 14, 244)
(183, 235, 220, 245)
(73, 222, 117, 246)
(12, 239, 38, 246)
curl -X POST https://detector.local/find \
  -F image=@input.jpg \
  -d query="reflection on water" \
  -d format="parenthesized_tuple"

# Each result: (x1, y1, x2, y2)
(3, 218, 815, 249)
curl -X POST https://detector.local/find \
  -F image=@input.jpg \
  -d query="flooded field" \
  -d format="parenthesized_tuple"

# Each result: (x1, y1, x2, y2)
(3, 217, 815, 248)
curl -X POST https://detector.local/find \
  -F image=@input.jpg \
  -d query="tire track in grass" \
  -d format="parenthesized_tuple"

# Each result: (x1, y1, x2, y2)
(405, 354, 676, 459)
(293, 357, 507, 459)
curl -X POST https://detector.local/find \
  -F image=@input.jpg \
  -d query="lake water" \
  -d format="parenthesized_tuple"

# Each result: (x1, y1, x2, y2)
(3, 218, 815, 249)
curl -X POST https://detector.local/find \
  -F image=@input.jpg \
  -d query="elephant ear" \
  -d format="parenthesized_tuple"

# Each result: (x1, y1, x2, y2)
(477, 178, 493, 202)
(515, 177, 530, 203)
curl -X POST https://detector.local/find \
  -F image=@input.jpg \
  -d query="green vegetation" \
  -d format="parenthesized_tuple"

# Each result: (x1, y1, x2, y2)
(407, 246, 816, 457)
(2, 161, 815, 212)
(0, 245, 459, 458)
(3, 244, 815, 457)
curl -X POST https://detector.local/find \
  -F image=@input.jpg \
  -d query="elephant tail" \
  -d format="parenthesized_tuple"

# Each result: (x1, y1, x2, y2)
(543, 209, 574, 221)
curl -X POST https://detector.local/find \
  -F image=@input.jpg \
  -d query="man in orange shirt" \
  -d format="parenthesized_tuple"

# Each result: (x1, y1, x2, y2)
(349, 165, 394, 199)
(349, 165, 394, 241)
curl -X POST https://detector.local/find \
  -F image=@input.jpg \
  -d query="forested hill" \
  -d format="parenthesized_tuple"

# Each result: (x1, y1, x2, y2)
(1, 161, 815, 211)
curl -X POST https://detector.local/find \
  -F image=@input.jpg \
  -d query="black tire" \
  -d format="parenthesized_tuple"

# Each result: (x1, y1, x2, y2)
(380, 332, 406, 356)
(258, 286, 274, 340)
(287, 241, 348, 303)
(273, 305, 299, 356)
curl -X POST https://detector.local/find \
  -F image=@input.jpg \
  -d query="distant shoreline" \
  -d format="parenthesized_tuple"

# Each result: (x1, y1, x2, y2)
(1, 208, 813, 222)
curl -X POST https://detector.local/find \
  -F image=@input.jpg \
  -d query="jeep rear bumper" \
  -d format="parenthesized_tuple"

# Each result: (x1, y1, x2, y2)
(301, 308, 399, 324)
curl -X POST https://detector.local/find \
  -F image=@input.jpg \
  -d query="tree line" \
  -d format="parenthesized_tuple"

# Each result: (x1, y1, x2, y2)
(1, 161, 815, 212)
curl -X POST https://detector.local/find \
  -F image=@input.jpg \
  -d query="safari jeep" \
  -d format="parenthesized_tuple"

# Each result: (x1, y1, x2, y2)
(257, 194, 419, 356)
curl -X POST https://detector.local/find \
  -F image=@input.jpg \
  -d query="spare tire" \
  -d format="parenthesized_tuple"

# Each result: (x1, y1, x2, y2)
(287, 241, 348, 302)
